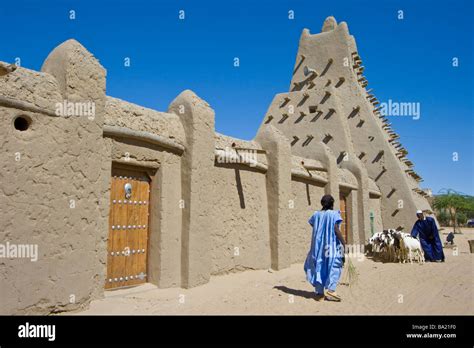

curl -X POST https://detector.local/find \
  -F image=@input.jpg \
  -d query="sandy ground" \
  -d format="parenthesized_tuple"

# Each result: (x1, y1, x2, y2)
(78, 228, 474, 315)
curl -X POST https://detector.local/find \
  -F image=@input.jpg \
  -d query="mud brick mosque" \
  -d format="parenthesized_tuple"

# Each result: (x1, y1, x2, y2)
(0, 17, 433, 314)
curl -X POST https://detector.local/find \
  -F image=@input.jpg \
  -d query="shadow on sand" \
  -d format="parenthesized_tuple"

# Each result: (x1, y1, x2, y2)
(273, 285, 315, 299)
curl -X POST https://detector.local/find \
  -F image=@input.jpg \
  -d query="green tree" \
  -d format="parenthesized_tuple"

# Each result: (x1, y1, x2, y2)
(456, 212, 467, 225)
(433, 189, 473, 233)
(465, 196, 474, 219)
(437, 210, 450, 226)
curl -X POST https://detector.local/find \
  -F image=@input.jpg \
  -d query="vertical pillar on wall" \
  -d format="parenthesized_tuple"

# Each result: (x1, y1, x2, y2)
(41, 39, 106, 125)
(324, 153, 340, 210)
(255, 125, 292, 270)
(347, 190, 358, 244)
(168, 90, 215, 288)
(148, 153, 182, 288)
(311, 143, 340, 209)
(357, 168, 370, 244)
(40, 39, 109, 302)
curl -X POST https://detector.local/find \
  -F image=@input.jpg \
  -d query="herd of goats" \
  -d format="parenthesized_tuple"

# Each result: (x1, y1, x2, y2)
(365, 229, 425, 264)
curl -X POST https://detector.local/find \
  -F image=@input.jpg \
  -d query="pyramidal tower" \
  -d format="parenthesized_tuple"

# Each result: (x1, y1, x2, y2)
(259, 16, 433, 237)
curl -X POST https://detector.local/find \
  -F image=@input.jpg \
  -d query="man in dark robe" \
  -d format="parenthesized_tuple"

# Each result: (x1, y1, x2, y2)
(446, 232, 455, 245)
(411, 210, 445, 262)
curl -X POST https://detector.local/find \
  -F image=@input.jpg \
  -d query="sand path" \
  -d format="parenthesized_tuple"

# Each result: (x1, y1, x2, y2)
(78, 228, 474, 315)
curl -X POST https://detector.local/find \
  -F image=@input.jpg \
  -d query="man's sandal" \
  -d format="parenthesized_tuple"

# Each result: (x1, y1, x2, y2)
(314, 293, 325, 302)
(325, 291, 342, 302)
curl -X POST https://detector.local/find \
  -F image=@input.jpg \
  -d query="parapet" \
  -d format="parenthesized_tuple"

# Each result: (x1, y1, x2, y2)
(0, 63, 62, 111)
(105, 96, 186, 146)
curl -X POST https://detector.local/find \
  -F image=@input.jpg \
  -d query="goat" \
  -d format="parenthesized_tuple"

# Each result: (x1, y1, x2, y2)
(367, 232, 384, 258)
(381, 229, 398, 262)
(393, 231, 424, 264)
(367, 229, 424, 264)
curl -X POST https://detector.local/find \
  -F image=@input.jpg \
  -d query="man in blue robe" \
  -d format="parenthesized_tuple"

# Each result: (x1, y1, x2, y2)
(410, 210, 445, 262)
(304, 194, 346, 302)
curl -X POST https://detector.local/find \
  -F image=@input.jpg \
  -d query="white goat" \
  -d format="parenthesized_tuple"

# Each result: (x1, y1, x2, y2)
(368, 229, 424, 264)
(381, 229, 397, 262)
(368, 232, 384, 257)
(394, 232, 425, 264)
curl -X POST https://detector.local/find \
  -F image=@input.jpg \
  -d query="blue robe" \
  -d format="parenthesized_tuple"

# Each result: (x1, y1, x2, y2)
(304, 210, 344, 293)
(411, 216, 445, 261)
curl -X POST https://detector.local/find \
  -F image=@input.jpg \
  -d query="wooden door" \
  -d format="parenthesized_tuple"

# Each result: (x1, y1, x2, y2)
(339, 193, 349, 243)
(105, 169, 150, 290)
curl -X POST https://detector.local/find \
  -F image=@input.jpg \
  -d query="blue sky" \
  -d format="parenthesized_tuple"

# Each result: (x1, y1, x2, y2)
(1, 0, 472, 194)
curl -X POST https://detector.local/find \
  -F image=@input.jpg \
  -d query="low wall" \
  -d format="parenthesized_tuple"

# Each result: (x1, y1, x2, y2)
(209, 164, 271, 275)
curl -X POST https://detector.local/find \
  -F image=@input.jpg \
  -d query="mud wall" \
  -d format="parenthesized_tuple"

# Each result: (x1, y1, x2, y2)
(0, 40, 109, 314)
(209, 164, 271, 275)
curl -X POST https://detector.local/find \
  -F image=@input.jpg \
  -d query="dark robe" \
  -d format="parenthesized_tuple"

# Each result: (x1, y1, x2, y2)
(411, 217, 445, 261)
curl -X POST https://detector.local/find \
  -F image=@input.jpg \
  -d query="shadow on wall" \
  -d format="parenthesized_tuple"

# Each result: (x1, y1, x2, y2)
(306, 183, 312, 206)
(234, 168, 245, 209)
(214, 162, 267, 210)
(292, 176, 319, 207)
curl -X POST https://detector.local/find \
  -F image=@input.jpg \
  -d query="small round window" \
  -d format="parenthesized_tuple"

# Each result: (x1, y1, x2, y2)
(13, 116, 31, 131)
